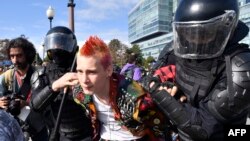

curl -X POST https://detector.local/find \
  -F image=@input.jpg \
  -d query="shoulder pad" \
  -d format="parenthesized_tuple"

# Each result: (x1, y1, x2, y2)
(231, 52, 250, 88)
(37, 66, 46, 76)
(231, 51, 250, 71)
(231, 51, 250, 93)
(206, 50, 250, 122)
(30, 67, 46, 85)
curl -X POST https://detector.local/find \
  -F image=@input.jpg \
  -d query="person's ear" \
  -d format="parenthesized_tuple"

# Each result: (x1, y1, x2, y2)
(106, 65, 113, 77)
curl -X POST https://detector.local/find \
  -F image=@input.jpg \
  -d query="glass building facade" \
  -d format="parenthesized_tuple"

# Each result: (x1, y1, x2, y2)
(128, 0, 176, 59)
(138, 32, 173, 59)
(239, 3, 250, 45)
(128, 0, 173, 44)
(239, 0, 250, 6)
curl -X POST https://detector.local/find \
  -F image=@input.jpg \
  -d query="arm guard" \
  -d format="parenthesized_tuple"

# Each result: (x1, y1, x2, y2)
(30, 67, 58, 112)
(151, 90, 209, 140)
(144, 75, 209, 140)
(208, 52, 250, 122)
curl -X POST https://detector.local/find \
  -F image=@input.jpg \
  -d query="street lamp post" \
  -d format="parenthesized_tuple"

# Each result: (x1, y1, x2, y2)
(68, 0, 75, 32)
(41, 40, 45, 60)
(46, 6, 55, 29)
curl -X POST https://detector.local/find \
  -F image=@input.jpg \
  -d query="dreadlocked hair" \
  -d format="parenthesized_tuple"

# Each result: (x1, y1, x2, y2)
(88, 102, 99, 140)
(109, 74, 121, 120)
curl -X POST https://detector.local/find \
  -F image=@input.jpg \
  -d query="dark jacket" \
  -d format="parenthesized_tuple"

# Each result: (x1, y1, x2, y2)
(30, 63, 93, 141)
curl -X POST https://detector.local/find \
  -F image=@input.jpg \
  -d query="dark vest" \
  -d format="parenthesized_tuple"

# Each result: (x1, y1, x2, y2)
(175, 44, 249, 107)
(175, 57, 221, 107)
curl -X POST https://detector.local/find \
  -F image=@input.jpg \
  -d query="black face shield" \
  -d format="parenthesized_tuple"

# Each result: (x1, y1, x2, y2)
(44, 33, 76, 53)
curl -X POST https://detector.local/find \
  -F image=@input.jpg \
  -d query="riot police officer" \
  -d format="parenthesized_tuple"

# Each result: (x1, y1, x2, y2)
(147, 0, 250, 140)
(30, 26, 92, 141)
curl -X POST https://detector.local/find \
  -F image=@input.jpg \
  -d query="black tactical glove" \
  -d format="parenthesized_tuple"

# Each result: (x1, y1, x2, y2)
(140, 73, 162, 94)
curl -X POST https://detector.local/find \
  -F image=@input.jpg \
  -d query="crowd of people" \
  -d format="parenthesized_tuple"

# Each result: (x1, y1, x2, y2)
(1, 0, 250, 141)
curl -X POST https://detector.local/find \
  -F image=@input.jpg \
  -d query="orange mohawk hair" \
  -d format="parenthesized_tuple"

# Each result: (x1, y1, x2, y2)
(79, 36, 112, 69)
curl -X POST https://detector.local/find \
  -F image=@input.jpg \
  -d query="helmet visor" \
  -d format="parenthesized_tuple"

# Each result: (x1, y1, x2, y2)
(45, 33, 76, 53)
(173, 10, 237, 59)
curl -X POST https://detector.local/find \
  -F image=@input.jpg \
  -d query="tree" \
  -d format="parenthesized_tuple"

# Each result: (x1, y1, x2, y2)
(125, 44, 144, 66)
(108, 39, 128, 67)
(126, 44, 141, 55)
(109, 39, 120, 65)
(0, 35, 27, 62)
(144, 56, 155, 70)
(0, 39, 10, 61)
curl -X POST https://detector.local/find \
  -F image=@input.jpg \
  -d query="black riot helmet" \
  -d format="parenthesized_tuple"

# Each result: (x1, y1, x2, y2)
(44, 26, 77, 67)
(173, 0, 239, 59)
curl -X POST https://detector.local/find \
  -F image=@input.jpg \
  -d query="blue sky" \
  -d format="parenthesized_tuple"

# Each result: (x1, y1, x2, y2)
(0, 0, 137, 57)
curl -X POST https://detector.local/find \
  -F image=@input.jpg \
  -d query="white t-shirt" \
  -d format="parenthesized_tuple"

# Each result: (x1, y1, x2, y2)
(93, 94, 141, 140)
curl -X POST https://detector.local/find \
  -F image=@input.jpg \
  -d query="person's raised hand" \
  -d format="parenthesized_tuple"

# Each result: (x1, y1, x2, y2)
(52, 72, 78, 92)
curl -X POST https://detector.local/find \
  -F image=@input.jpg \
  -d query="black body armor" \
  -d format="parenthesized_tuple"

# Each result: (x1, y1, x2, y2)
(150, 45, 250, 141)
(208, 50, 250, 122)
(150, 0, 250, 140)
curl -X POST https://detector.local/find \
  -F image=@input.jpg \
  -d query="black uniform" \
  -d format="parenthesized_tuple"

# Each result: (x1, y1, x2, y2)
(146, 0, 250, 141)
(30, 63, 92, 141)
(30, 26, 93, 141)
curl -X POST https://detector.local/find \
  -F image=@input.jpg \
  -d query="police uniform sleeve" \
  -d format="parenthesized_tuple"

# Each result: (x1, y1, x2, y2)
(30, 67, 58, 112)
(141, 73, 211, 141)
(149, 89, 213, 140)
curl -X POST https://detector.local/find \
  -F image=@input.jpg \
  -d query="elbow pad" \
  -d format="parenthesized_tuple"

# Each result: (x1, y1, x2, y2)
(30, 86, 58, 112)
(151, 90, 189, 126)
(143, 73, 209, 140)
(30, 68, 58, 112)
